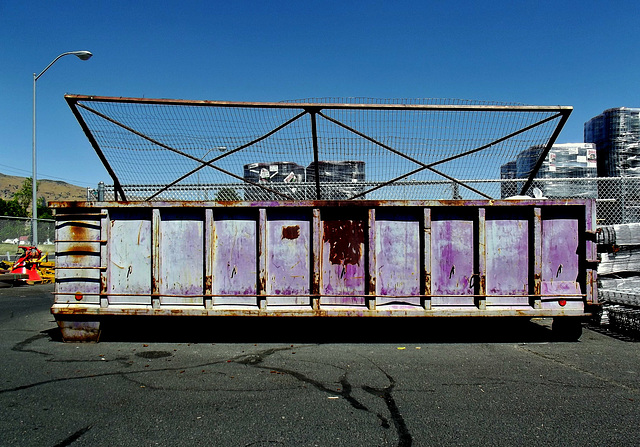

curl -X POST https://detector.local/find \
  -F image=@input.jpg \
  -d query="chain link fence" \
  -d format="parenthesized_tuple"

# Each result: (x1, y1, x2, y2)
(95, 176, 640, 225)
(0, 216, 55, 262)
(521, 176, 640, 225)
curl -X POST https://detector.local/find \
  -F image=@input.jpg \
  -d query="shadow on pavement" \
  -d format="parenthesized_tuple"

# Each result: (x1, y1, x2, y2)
(80, 316, 560, 344)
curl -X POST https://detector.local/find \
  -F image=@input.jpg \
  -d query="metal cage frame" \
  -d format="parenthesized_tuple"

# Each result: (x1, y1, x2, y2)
(65, 95, 572, 202)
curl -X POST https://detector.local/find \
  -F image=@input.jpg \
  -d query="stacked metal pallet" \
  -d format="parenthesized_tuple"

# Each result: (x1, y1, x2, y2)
(597, 223, 640, 337)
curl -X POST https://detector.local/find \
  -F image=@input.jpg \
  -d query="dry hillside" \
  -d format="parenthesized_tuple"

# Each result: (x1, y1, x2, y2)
(0, 173, 86, 203)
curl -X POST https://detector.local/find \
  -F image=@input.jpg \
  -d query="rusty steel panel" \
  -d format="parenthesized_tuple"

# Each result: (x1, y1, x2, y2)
(56, 319, 101, 342)
(266, 211, 310, 306)
(107, 210, 152, 304)
(158, 210, 204, 305)
(321, 217, 366, 305)
(55, 213, 103, 304)
(211, 211, 258, 305)
(541, 214, 582, 309)
(375, 210, 421, 306)
(485, 211, 529, 305)
(51, 199, 597, 325)
(430, 210, 475, 306)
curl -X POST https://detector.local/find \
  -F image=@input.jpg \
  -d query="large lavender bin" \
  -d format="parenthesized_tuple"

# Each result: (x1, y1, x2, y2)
(50, 199, 597, 341)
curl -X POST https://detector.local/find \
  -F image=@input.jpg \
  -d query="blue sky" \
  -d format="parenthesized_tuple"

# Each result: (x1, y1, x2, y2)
(1, 0, 638, 188)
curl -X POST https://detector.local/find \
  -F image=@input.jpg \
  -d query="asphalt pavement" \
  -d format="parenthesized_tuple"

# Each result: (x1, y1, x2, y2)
(1, 284, 639, 446)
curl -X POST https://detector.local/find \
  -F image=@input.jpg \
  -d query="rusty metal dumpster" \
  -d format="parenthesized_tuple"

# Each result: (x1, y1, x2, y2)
(52, 96, 596, 341)
(50, 199, 597, 341)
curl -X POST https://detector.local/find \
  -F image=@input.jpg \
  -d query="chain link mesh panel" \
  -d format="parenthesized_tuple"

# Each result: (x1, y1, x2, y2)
(66, 95, 571, 202)
(0, 216, 54, 260)
(96, 176, 640, 224)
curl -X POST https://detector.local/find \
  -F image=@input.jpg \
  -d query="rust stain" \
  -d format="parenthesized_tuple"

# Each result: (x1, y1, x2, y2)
(205, 275, 213, 290)
(533, 273, 541, 295)
(151, 277, 158, 294)
(65, 243, 96, 254)
(137, 221, 143, 244)
(323, 220, 364, 266)
(281, 225, 300, 240)
(311, 273, 320, 295)
(71, 225, 89, 240)
(424, 273, 431, 296)
(66, 243, 99, 262)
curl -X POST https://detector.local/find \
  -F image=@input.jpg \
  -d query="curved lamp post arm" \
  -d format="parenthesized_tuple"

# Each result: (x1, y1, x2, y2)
(35, 51, 93, 81)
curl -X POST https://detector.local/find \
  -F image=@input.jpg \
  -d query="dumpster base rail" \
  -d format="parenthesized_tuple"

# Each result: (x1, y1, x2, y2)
(52, 304, 590, 342)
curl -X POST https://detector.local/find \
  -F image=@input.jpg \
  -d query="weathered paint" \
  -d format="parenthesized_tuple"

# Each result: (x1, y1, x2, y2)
(157, 210, 204, 305)
(107, 210, 152, 304)
(485, 211, 529, 305)
(211, 211, 258, 304)
(51, 199, 597, 340)
(266, 211, 310, 305)
(322, 218, 366, 304)
(55, 212, 103, 304)
(541, 214, 582, 309)
(56, 319, 101, 342)
(431, 210, 475, 306)
(375, 211, 421, 305)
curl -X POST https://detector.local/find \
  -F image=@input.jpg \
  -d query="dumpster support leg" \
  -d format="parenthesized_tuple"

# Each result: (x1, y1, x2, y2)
(56, 318, 101, 342)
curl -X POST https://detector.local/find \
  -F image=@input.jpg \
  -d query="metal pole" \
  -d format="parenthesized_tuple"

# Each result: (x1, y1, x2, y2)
(32, 73, 37, 246)
(31, 51, 92, 246)
(309, 109, 321, 200)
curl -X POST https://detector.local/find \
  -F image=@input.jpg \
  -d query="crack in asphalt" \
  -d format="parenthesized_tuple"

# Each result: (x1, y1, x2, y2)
(11, 333, 52, 356)
(0, 343, 303, 394)
(7, 336, 413, 446)
(362, 373, 412, 447)
(52, 425, 92, 447)
(231, 347, 413, 447)
(243, 441, 285, 446)
(518, 345, 639, 393)
(0, 358, 232, 394)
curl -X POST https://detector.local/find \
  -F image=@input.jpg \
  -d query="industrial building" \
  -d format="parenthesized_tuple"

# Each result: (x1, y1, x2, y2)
(585, 107, 640, 177)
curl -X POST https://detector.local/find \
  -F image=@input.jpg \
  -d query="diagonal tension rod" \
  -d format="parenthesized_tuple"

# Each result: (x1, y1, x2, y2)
(76, 102, 307, 200)
(319, 109, 564, 200)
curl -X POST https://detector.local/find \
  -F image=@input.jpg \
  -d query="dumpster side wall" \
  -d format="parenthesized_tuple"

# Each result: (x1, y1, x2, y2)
(51, 200, 596, 318)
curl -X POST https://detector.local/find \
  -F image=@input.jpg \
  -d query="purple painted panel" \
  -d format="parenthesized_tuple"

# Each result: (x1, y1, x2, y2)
(212, 216, 257, 304)
(159, 212, 203, 304)
(108, 217, 152, 304)
(431, 218, 474, 304)
(52, 200, 594, 318)
(541, 218, 580, 296)
(322, 219, 366, 305)
(486, 218, 529, 305)
(267, 216, 310, 305)
(375, 218, 420, 304)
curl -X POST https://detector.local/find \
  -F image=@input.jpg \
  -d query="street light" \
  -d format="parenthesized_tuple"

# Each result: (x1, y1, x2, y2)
(32, 51, 92, 246)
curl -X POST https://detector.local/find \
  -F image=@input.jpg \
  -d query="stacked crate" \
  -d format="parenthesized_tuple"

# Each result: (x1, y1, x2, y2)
(500, 143, 597, 199)
(243, 162, 306, 200)
(585, 107, 640, 178)
(597, 222, 640, 337)
(306, 161, 366, 200)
